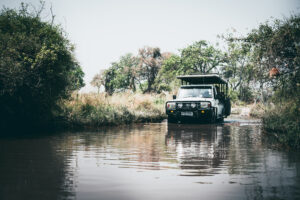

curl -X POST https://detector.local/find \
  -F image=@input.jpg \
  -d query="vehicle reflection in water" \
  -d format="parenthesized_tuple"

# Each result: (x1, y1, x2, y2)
(166, 123, 230, 177)
(166, 122, 300, 199)
(0, 120, 300, 200)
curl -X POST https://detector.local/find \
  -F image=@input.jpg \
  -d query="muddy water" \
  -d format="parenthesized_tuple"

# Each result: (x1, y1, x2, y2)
(0, 118, 300, 200)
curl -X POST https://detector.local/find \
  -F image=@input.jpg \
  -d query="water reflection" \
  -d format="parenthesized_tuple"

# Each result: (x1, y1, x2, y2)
(0, 135, 76, 200)
(0, 121, 299, 200)
(166, 124, 230, 176)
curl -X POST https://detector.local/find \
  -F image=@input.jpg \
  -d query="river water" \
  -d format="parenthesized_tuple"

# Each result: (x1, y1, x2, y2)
(0, 118, 300, 200)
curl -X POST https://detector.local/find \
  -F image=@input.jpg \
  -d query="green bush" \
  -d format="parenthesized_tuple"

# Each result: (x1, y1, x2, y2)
(263, 101, 300, 149)
(0, 4, 84, 132)
(228, 89, 239, 103)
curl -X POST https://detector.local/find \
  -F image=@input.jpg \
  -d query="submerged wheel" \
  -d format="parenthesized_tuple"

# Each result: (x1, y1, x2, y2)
(210, 108, 217, 123)
(217, 108, 225, 123)
(225, 98, 231, 116)
(168, 115, 177, 123)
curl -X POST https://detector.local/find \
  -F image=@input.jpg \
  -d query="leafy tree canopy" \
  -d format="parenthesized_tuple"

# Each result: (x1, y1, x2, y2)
(179, 40, 225, 74)
(242, 15, 300, 101)
(0, 3, 85, 131)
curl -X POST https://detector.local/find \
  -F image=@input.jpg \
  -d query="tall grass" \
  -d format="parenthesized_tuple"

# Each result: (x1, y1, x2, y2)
(61, 92, 168, 128)
(262, 101, 300, 149)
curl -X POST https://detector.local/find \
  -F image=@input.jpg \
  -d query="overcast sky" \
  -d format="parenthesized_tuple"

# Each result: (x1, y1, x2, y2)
(1, 0, 299, 92)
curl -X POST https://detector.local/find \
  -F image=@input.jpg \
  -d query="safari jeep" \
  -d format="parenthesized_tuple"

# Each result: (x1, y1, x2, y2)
(166, 74, 231, 123)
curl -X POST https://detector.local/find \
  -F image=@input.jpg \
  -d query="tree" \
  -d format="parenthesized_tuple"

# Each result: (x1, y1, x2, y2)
(0, 4, 84, 131)
(90, 72, 104, 94)
(179, 40, 225, 74)
(93, 54, 139, 95)
(240, 15, 300, 102)
(221, 34, 255, 102)
(138, 47, 163, 93)
(102, 66, 117, 95)
(244, 23, 275, 103)
(151, 41, 225, 93)
(93, 48, 170, 94)
(265, 15, 300, 98)
(154, 54, 181, 92)
(118, 53, 139, 92)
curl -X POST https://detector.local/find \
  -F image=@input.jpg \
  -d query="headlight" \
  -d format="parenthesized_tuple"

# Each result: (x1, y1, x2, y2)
(200, 102, 211, 108)
(177, 103, 183, 108)
(166, 102, 176, 110)
(191, 103, 196, 108)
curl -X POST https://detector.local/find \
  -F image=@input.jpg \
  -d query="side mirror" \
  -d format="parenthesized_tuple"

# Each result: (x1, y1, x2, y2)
(173, 95, 176, 99)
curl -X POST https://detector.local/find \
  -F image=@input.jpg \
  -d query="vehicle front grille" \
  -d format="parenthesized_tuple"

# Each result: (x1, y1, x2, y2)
(176, 102, 199, 110)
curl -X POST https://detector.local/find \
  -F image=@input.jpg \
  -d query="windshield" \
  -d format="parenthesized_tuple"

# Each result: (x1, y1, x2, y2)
(177, 87, 213, 98)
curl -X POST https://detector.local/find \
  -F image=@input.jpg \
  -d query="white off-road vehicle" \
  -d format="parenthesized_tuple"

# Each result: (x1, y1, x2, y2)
(166, 74, 231, 123)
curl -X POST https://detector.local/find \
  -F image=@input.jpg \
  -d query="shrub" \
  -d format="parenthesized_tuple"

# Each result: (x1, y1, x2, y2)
(228, 89, 239, 103)
(0, 4, 84, 132)
(262, 100, 300, 149)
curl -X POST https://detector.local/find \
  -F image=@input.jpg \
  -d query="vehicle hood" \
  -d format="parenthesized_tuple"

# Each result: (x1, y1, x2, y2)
(171, 97, 212, 102)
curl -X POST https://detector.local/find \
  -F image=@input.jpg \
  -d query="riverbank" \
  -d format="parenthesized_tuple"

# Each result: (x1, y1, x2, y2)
(231, 101, 300, 150)
(230, 102, 264, 118)
(53, 93, 300, 150)
(3, 91, 298, 150)
(61, 92, 167, 128)
(61, 94, 263, 128)
(262, 100, 300, 149)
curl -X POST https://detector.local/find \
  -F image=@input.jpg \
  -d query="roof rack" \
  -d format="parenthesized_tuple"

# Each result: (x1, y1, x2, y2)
(177, 74, 227, 85)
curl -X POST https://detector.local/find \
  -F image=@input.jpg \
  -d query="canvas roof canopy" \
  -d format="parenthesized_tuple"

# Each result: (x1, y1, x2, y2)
(177, 74, 227, 85)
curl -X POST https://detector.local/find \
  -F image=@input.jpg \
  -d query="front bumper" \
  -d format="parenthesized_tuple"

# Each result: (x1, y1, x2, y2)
(166, 108, 214, 121)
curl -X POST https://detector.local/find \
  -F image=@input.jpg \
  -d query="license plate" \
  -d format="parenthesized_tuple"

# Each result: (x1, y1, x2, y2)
(181, 111, 193, 116)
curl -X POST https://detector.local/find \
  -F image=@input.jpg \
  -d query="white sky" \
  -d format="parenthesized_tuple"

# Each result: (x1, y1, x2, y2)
(1, 0, 299, 92)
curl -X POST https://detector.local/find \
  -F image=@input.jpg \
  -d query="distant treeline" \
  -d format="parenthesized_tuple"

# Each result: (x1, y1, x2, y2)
(92, 15, 300, 105)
